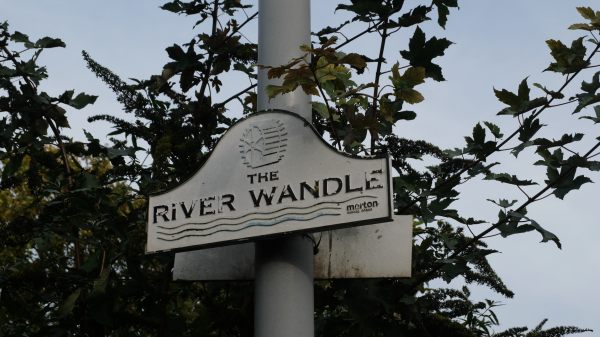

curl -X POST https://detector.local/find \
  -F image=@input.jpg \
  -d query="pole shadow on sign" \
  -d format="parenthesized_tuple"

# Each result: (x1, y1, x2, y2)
(146, 110, 412, 280)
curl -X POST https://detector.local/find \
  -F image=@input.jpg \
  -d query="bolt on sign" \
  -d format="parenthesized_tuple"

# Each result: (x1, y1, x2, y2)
(146, 110, 393, 253)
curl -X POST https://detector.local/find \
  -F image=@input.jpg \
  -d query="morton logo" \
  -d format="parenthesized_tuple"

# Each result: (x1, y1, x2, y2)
(346, 200, 379, 214)
(239, 119, 287, 169)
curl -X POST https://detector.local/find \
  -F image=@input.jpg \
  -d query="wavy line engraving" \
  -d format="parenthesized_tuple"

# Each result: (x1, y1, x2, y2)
(156, 206, 341, 236)
(156, 212, 340, 241)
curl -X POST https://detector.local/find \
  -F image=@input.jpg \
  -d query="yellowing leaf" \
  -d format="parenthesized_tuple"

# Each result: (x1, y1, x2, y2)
(338, 53, 366, 69)
(569, 23, 594, 31)
(402, 67, 426, 86)
(389, 64, 426, 104)
(576, 7, 596, 21)
(398, 89, 424, 104)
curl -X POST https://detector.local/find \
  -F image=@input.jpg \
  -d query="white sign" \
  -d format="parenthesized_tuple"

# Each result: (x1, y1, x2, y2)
(146, 110, 393, 253)
(173, 216, 413, 280)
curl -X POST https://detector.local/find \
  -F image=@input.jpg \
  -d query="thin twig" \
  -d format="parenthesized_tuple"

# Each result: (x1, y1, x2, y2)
(197, 0, 221, 99)
(226, 11, 258, 39)
(215, 83, 256, 107)
(548, 99, 577, 108)
(335, 20, 384, 51)
(588, 151, 600, 159)
(370, 18, 389, 151)
(516, 185, 530, 199)
(560, 145, 579, 156)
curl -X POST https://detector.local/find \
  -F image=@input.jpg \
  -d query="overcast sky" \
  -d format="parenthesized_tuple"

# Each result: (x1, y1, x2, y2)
(2, 0, 599, 335)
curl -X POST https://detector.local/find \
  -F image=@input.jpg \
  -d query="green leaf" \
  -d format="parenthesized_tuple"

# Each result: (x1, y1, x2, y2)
(441, 259, 468, 282)
(394, 110, 417, 121)
(496, 210, 535, 238)
(485, 172, 537, 186)
(80, 250, 102, 273)
(494, 88, 520, 108)
(400, 27, 452, 81)
(58, 89, 75, 103)
(508, 212, 561, 248)
(534, 148, 564, 169)
(398, 89, 424, 104)
(446, 214, 486, 225)
(570, 7, 600, 31)
(484, 122, 503, 138)
(574, 72, 600, 114)
(495, 79, 548, 116)
(312, 101, 330, 118)
(166, 44, 186, 61)
(335, 0, 392, 21)
(552, 169, 592, 200)
(0, 64, 16, 77)
(573, 94, 600, 114)
(569, 23, 594, 31)
(92, 268, 111, 295)
(487, 199, 518, 208)
(472, 123, 485, 145)
(265, 84, 282, 99)
(68, 92, 98, 109)
(464, 123, 497, 160)
(161, 1, 183, 13)
(2, 155, 24, 179)
(401, 66, 426, 86)
(338, 53, 367, 70)
(180, 67, 195, 92)
(432, 0, 458, 28)
(533, 133, 584, 151)
(587, 160, 600, 171)
(56, 289, 81, 318)
(106, 147, 134, 159)
(576, 7, 596, 21)
(581, 72, 600, 94)
(545, 37, 589, 74)
(389, 65, 426, 104)
(517, 77, 530, 101)
(35, 37, 66, 48)
(579, 105, 600, 123)
(518, 117, 543, 143)
(396, 6, 431, 28)
(10, 31, 31, 44)
(79, 173, 100, 190)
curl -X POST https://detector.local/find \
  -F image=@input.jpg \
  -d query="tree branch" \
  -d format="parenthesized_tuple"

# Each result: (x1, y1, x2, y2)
(369, 18, 389, 151)
(197, 0, 220, 100)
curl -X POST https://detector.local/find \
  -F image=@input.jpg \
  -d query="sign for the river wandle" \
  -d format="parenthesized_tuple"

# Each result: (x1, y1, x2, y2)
(146, 110, 393, 253)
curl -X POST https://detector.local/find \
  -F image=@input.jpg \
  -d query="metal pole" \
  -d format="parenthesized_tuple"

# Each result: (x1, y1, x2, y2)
(255, 0, 314, 337)
(257, 0, 311, 120)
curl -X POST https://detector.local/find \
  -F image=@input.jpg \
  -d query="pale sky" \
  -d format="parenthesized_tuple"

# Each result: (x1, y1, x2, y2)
(2, 0, 599, 335)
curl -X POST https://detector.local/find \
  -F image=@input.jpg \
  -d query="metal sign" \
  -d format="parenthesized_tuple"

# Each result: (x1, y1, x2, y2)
(146, 110, 393, 253)
(173, 215, 413, 280)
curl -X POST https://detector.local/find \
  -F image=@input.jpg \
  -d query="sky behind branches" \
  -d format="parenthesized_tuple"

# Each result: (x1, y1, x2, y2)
(2, 0, 599, 334)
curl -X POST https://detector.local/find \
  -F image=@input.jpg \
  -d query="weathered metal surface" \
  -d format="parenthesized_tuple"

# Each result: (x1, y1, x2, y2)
(147, 111, 393, 253)
(314, 215, 412, 278)
(173, 215, 412, 280)
(254, 1, 314, 335)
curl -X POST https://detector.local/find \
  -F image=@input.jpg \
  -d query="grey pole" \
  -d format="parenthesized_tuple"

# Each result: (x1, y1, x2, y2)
(255, 0, 314, 337)
(257, 0, 311, 120)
